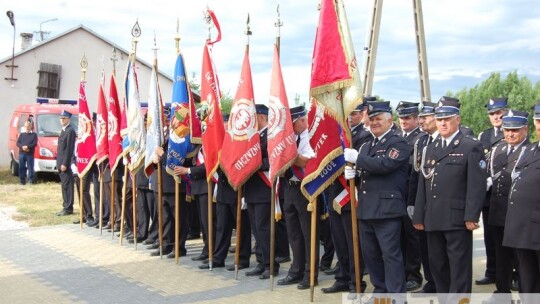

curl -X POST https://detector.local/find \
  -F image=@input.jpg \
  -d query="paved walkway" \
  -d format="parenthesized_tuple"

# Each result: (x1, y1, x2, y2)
(0, 223, 497, 303)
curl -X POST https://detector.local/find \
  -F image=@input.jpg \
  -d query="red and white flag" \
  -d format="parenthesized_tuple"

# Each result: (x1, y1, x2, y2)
(267, 44, 297, 183)
(107, 75, 123, 172)
(76, 81, 97, 177)
(220, 48, 261, 190)
(200, 17, 225, 183)
(95, 82, 109, 165)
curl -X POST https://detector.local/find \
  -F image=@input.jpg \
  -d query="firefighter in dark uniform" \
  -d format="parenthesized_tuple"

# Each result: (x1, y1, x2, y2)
(277, 105, 317, 289)
(129, 168, 155, 243)
(503, 102, 540, 299)
(487, 110, 529, 297)
(148, 141, 189, 258)
(413, 97, 486, 296)
(322, 98, 372, 294)
(409, 102, 438, 294)
(476, 97, 508, 286)
(396, 101, 423, 291)
(344, 101, 411, 293)
(244, 104, 279, 279)
(56, 110, 76, 216)
(199, 114, 252, 270)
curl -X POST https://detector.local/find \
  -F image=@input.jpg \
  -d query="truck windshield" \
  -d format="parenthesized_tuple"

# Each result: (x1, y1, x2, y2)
(36, 114, 79, 137)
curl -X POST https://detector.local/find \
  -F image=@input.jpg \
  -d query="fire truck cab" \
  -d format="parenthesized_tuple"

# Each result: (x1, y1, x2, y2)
(8, 98, 79, 176)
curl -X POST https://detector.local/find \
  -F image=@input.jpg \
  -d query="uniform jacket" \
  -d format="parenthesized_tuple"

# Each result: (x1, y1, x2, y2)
(244, 128, 271, 204)
(217, 169, 238, 204)
(149, 141, 181, 194)
(351, 123, 372, 150)
(189, 162, 207, 195)
(57, 124, 76, 172)
(413, 132, 486, 231)
(488, 140, 529, 226)
(355, 129, 411, 220)
(503, 143, 540, 250)
(479, 127, 505, 207)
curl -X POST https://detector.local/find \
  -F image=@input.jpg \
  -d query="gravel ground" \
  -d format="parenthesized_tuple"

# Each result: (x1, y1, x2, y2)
(0, 204, 28, 230)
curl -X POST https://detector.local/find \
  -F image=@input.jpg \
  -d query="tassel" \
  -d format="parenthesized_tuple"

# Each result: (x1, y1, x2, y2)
(307, 202, 313, 212)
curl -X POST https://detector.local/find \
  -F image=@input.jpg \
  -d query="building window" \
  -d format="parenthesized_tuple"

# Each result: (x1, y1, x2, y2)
(37, 63, 61, 98)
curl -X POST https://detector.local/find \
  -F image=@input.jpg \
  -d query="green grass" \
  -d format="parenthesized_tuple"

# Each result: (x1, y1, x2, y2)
(0, 167, 82, 227)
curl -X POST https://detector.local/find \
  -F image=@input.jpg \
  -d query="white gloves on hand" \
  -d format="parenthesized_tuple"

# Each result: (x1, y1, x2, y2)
(486, 177, 493, 192)
(407, 206, 415, 220)
(344, 148, 359, 163)
(123, 158, 128, 166)
(152, 154, 160, 164)
(241, 197, 247, 210)
(344, 165, 357, 180)
(70, 163, 78, 175)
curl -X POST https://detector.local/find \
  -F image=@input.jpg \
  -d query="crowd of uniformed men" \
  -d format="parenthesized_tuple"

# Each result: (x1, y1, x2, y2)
(54, 95, 540, 298)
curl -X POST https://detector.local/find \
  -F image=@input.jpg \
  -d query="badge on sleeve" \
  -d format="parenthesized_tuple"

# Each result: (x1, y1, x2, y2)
(479, 160, 487, 169)
(389, 148, 400, 159)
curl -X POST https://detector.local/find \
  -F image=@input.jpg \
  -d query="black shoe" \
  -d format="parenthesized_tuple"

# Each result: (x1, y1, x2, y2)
(199, 262, 225, 269)
(406, 280, 421, 291)
(259, 269, 279, 279)
(128, 238, 143, 244)
(72, 219, 83, 224)
(191, 254, 208, 261)
(150, 248, 172, 257)
(226, 264, 249, 271)
(321, 281, 350, 294)
(319, 264, 331, 272)
(277, 275, 302, 285)
(475, 277, 496, 285)
(245, 264, 265, 277)
(275, 256, 291, 263)
(56, 210, 73, 216)
(86, 219, 97, 227)
(146, 243, 159, 250)
(142, 239, 155, 245)
(323, 265, 339, 275)
(113, 223, 121, 232)
(104, 222, 112, 230)
(297, 279, 317, 290)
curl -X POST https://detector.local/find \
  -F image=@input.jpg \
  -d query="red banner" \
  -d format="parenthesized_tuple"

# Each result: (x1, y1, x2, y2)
(107, 75, 123, 172)
(200, 42, 225, 182)
(267, 44, 297, 182)
(76, 81, 97, 177)
(95, 84, 109, 164)
(220, 48, 261, 190)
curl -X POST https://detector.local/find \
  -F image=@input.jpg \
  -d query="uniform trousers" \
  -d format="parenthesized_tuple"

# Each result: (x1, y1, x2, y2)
(283, 183, 318, 279)
(402, 215, 423, 284)
(136, 188, 154, 240)
(195, 194, 216, 257)
(359, 217, 405, 293)
(74, 174, 93, 220)
(214, 202, 251, 265)
(247, 202, 278, 270)
(60, 171, 74, 212)
(514, 249, 540, 294)
(427, 229, 472, 293)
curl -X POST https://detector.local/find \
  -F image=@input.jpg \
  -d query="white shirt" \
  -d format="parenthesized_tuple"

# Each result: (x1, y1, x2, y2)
(441, 130, 460, 147)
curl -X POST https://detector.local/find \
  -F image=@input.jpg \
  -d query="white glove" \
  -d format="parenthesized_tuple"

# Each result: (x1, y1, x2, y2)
(123, 157, 128, 165)
(70, 163, 78, 175)
(152, 154, 160, 164)
(241, 197, 247, 210)
(486, 177, 493, 192)
(407, 206, 415, 220)
(344, 165, 357, 180)
(344, 148, 359, 163)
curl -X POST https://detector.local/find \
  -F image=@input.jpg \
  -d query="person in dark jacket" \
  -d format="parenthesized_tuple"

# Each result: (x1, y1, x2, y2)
(503, 102, 540, 302)
(344, 101, 411, 294)
(56, 110, 76, 216)
(413, 97, 486, 298)
(16, 120, 38, 185)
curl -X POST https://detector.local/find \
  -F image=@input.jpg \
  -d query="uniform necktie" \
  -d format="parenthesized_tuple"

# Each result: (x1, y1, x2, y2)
(373, 138, 379, 146)
(508, 146, 514, 156)
(442, 139, 447, 149)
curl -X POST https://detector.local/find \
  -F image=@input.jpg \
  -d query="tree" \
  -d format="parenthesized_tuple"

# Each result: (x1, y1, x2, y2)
(447, 71, 540, 138)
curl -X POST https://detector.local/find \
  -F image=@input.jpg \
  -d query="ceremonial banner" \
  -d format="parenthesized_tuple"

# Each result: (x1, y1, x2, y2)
(310, 0, 363, 133)
(95, 82, 109, 165)
(76, 80, 97, 177)
(144, 64, 164, 177)
(126, 61, 146, 173)
(107, 75, 123, 172)
(200, 41, 224, 183)
(166, 52, 196, 181)
(267, 44, 297, 182)
(220, 48, 261, 190)
(120, 60, 131, 157)
(300, 101, 345, 201)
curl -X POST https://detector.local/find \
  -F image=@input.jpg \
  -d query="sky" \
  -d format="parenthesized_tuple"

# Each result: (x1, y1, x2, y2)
(1, 0, 539, 107)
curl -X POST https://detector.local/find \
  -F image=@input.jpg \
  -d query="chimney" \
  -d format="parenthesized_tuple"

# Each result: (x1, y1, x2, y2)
(20, 33, 33, 50)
